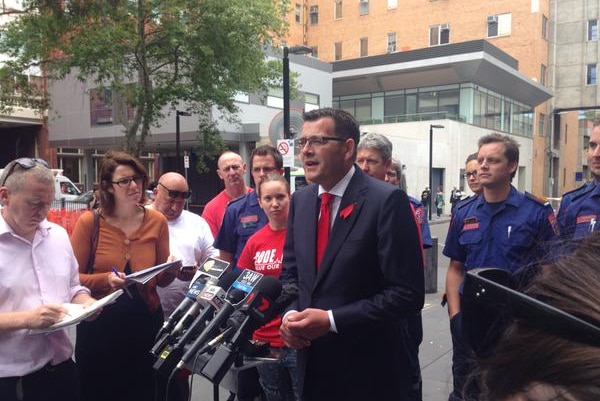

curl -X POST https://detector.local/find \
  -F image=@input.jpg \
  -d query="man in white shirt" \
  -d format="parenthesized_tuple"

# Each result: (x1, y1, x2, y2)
(0, 158, 94, 401)
(150, 172, 218, 317)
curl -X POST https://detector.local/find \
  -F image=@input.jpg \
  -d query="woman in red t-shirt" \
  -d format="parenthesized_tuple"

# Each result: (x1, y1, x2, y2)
(237, 173, 298, 401)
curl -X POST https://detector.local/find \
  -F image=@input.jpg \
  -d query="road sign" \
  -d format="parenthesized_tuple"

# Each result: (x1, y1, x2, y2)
(277, 139, 294, 168)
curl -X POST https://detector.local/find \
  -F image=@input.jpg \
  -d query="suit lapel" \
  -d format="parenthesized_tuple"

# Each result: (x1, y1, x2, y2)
(314, 170, 367, 288)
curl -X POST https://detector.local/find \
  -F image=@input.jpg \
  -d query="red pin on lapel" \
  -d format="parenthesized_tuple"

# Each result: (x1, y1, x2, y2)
(340, 203, 355, 219)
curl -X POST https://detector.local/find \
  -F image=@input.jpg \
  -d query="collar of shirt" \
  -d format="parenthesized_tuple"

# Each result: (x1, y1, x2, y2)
(476, 185, 521, 210)
(317, 165, 355, 227)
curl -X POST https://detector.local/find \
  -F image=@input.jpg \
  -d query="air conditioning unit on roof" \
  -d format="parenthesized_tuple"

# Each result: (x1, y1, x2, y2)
(487, 15, 498, 23)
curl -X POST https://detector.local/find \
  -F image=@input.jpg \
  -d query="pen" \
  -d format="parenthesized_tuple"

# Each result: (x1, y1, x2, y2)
(507, 225, 512, 239)
(591, 218, 596, 233)
(112, 266, 133, 298)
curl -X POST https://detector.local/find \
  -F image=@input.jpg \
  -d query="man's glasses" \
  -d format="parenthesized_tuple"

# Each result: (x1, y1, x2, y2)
(158, 182, 191, 200)
(111, 176, 143, 187)
(463, 172, 478, 179)
(294, 136, 346, 150)
(1, 158, 50, 186)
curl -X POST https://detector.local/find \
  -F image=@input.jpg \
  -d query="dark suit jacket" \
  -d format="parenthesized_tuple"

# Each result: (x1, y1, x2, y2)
(281, 168, 425, 401)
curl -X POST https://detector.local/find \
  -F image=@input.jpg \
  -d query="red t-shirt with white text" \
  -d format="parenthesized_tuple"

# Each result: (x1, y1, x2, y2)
(237, 225, 286, 347)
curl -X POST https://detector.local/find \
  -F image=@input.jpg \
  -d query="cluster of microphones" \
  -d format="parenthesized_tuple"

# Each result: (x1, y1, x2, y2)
(151, 257, 298, 388)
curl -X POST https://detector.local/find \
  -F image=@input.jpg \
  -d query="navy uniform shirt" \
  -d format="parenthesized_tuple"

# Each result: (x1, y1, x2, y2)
(408, 196, 432, 248)
(557, 181, 599, 241)
(214, 191, 267, 269)
(443, 186, 559, 277)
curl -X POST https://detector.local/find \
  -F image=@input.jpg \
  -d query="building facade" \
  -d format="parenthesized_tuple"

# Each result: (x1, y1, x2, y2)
(287, 0, 552, 196)
(549, 0, 600, 197)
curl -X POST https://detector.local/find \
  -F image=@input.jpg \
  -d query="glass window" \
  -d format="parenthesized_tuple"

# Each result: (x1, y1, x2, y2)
(488, 13, 511, 38)
(388, 0, 397, 9)
(295, 3, 301, 23)
(384, 94, 405, 119)
(540, 64, 547, 86)
(355, 98, 371, 122)
(310, 5, 318, 24)
(387, 32, 396, 53)
(90, 88, 113, 126)
(335, 0, 343, 19)
(430, 24, 450, 46)
(334, 42, 342, 60)
(359, 0, 369, 16)
(542, 14, 548, 39)
(360, 37, 368, 57)
(588, 19, 598, 41)
(587, 63, 597, 85)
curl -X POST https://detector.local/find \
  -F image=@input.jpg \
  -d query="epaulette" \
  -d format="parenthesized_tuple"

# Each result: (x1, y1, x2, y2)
(455, 194, 478, 210)
(524, 191, 550, 206)
(565, 182, 595, 201)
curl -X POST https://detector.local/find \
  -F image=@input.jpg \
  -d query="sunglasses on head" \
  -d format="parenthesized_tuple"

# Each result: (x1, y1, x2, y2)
(1, 158, 50, 186)
(158, 182, 191, 200)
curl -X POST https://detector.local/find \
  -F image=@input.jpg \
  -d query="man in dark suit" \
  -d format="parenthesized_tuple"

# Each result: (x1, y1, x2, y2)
(280, 108, 425, 401)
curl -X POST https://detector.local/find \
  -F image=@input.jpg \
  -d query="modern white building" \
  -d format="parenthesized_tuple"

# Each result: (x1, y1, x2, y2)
(333, 40, 551, 212)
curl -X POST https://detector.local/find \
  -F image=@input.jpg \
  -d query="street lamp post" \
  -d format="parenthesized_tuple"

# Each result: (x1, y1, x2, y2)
(175, 110, 192, 173)
(283, 45, 312, 182)
(429, 124, 444, 220)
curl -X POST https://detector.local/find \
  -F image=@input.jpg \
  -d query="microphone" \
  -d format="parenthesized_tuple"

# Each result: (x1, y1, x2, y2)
(174, 270, 267, 371)
(200, 276, 284, 383)
(157, 257, 231, 339)
(153, 269, 263, 376)
(152, 270, 239, 375)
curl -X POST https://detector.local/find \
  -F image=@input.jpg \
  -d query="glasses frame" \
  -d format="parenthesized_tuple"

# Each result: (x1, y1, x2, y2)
(111, 175, 143, 188)
(158, 182, 192, 200)
(1, 158, 50, 186)
(294, 135, 347, 150)
(463, 172, 478, 179)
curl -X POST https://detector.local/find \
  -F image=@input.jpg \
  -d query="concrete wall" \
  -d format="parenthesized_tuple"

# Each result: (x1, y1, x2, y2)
(360, 119, 534, 214)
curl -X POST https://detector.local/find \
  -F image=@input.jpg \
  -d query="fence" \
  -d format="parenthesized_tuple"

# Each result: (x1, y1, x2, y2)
(47, 200, 90, 235)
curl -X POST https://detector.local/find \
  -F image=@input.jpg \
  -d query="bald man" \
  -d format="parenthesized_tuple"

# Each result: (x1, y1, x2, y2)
(202, 151, 253, 238)
(150, 172, 218, 317)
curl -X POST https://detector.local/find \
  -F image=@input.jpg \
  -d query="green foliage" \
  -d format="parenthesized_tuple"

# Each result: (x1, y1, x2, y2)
(0, 0, 289, 160)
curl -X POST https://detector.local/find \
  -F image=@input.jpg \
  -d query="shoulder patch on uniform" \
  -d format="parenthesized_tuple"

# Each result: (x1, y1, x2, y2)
(524, 191, 549, 206)
(455, 194, 478, 210)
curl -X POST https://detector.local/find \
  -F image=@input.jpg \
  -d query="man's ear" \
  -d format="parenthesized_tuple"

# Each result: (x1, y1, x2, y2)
(344, 138, 356, 162)
(0, 187, 8, 205)
(508, 161, 518, 176)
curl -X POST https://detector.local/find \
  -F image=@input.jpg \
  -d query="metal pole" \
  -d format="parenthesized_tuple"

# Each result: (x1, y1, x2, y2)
(176, 111, 181, 173)
(428, 125, 433, 220)
(283, 47, 291, 183)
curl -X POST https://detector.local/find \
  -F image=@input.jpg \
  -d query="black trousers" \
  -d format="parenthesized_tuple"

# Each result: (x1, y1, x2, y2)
(0, 359, 80, 401)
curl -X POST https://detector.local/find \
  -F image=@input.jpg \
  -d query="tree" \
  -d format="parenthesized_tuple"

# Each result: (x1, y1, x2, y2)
(0, 0, 289, 157)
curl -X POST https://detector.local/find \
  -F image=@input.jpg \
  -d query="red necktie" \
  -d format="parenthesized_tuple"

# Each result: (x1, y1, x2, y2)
(317, 193, 333, 269)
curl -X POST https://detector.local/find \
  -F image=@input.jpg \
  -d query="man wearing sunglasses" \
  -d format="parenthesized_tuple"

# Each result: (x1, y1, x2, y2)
(0, 158, 95, 401)
(149, 171, 218, 400)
